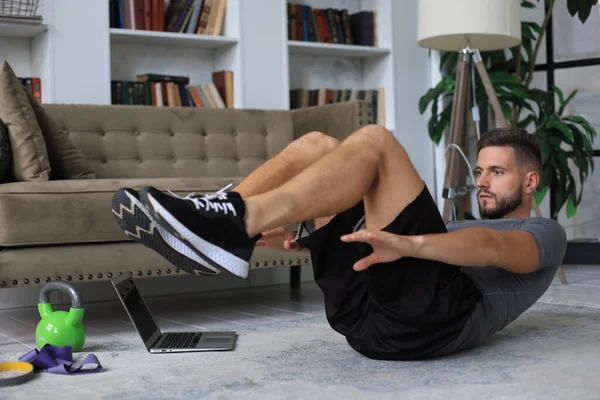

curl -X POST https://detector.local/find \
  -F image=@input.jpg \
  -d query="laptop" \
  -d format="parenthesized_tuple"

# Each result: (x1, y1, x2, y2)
(110, 272, 236, 353)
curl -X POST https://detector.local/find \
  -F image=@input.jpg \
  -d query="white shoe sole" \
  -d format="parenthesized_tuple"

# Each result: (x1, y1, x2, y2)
(146, 193, 250, 278)
(112, 189, 220, 275)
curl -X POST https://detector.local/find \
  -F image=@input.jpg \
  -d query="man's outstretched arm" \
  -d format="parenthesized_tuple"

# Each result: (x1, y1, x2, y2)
(341, 227, 540, 274)
(413, 227, 539, 274)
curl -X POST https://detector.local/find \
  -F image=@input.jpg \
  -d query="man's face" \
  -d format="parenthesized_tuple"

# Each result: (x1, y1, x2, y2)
(475, 146, 524, 219)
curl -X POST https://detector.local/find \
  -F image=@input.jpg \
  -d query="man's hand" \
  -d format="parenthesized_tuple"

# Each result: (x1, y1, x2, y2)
(344, 226, 545, 275)
(340, 230, 415, 271)
(257, 227, 305, 252)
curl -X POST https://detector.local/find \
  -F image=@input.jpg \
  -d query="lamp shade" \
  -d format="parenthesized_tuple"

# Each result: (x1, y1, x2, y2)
(417, 0, 521, 51)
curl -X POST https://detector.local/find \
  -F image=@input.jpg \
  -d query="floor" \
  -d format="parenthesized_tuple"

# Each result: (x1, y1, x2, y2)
(0, 275, 326, 354)
(0, 265, 599, 353)
(1, 265, 600, 400)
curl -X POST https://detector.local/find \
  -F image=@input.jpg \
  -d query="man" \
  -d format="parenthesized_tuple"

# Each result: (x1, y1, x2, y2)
(112, 125, 567, 360)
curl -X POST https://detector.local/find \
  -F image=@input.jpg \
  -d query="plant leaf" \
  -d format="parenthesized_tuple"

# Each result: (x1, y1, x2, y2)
(567, 0, 579, 16)
(418, 77, 451, 114)
(564, 115, 597, 141)
(539, 135, 551, 165)
(521, 0, 537, 8)
(518, 114, 536, 130)
(489, 71, 518, 84)
(558, 89, 578, 115)
(566, 193, 577, 218)
(508, 84, 531, 98)
(552, 85, 564, 105)
(577, 0, 593, 23)
(547, 117, 575, 142)
(534, 185, 549, 206)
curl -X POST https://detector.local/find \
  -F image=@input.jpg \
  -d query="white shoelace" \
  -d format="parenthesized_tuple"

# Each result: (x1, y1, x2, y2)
(167, 183, 238, 216)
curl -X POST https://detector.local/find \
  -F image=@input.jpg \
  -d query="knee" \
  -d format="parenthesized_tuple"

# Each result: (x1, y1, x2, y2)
(352, 124, 399, 151)
(296, 131, 341, 154)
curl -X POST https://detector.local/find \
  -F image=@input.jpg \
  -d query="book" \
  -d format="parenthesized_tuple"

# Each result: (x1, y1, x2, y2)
(212, 70, 233, 108)
(136, 73, 190, 84)
(287, 3, 374, 47)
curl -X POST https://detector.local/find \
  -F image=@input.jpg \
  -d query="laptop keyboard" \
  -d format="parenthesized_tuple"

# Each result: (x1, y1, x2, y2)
(161, 332, 202, 349)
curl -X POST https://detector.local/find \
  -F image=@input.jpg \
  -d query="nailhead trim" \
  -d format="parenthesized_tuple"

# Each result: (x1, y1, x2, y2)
(1, 259, 314, 287)
(357, 100, 374, 126)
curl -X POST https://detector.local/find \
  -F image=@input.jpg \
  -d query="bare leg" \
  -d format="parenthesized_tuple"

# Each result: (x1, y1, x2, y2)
(233, 132, 340, 198)
(244, 125, 424, 237)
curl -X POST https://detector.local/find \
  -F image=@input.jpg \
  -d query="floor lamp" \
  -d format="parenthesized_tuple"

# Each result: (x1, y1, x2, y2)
(417, 0, 568, 284)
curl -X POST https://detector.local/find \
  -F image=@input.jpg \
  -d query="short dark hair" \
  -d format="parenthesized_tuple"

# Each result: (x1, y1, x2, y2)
(477, 127, 542, 173)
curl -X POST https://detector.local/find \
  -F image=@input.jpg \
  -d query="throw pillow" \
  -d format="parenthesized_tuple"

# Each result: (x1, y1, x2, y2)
(0, 60, 51, 181)
(0, 118, 12, 183)
(23, 88, 96, 180)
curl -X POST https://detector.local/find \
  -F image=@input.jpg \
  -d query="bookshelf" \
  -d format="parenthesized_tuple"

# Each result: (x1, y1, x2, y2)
(109, 28, 237, 48)
(108, 0, 241, 109)
(288, 40, 390, 57)
(1, 0, 395, 130)
(285, 0, 396, 133)
(0, 21, 47, 37)
(0, 10, 51, 103)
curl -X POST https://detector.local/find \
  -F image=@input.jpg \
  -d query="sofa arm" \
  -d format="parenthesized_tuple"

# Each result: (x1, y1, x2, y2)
(290, 100, 373, 142)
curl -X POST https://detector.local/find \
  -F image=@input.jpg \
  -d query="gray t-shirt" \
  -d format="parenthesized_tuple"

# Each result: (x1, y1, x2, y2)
(432, 217, 568, 357)
(445, 217, 568, 271)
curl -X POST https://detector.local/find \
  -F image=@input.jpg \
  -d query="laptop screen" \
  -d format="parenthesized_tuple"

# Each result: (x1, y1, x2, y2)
(114, 275, 159, 344)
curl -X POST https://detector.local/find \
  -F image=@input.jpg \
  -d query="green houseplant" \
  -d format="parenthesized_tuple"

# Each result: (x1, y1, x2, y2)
(419, 0, 598, 219)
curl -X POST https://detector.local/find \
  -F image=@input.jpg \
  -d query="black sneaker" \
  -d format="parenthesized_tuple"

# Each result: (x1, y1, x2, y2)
(111, 188, 220, 276)
(139, 186, 261, 278)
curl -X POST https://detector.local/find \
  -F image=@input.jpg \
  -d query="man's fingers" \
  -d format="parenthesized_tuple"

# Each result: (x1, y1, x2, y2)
(353, 254, 378, 272)
(261, 227, 287, 238)
(284, 240, 301, 251)
(341, 230, 376, 244)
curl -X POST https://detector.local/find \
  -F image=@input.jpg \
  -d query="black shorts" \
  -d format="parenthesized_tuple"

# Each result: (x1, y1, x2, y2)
(295, 185, 481, 361)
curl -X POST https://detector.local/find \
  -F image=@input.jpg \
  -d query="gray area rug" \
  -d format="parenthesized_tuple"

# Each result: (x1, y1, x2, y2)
(1, 301, 599, 399)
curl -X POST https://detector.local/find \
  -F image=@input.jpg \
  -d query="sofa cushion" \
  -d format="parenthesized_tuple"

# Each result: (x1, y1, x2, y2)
(42, 104, 294, 179)
(0, 119, 11, 182)
(0, 177, 242, 246)
(0, 61, 51, 181)
(24, 89, 96, 180)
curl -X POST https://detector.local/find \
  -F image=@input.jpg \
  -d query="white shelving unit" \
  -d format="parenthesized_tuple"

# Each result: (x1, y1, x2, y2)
(0, 21, 47, 37)
(284, 0, 396, 133)
(108, 0, 242, 108)
(0, 0, 395, 131)
(109, 28, 238, 48)
(288, 40, 390, 57)
(0, 7, 52, 103)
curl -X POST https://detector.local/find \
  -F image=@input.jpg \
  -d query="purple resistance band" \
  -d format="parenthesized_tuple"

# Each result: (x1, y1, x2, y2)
(19, 344, 103, 375)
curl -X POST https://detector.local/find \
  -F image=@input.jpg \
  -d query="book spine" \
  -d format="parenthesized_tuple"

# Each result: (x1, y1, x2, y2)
(314, 9, 330, 43)
(326, 9, 340, 43)
(31, 77, 42, 103)
(287, 2, 294, 40)
(195, 0, 212, 34)
(137, 74, 190, 84)
(335, 10, 345, 44)
(134, 0, 145, 29)
(341, 10, 353, 44)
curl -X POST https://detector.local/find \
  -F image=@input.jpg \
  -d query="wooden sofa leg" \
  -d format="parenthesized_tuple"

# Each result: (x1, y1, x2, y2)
(290, 265, 301, 288)
(557, 265, 568, 285)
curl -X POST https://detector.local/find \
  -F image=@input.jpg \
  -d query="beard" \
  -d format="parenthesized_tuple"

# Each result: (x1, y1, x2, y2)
(478, 187, 522, 219)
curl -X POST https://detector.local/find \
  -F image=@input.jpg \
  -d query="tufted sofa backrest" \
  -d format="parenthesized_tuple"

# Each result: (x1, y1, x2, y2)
(42, 104, 295, 179)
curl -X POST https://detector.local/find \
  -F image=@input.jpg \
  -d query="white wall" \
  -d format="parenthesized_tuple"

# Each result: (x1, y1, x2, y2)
(391, 0, 436, 192)
(50, 0, 111, 104)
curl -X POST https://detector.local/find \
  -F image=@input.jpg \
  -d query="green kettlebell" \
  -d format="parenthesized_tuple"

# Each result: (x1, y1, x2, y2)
(36, 281, 86, 352)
